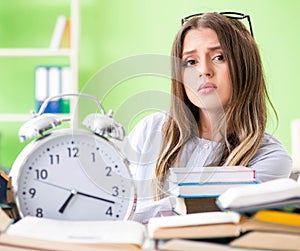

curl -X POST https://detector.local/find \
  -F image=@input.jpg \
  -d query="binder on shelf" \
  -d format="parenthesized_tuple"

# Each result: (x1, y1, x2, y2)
(47, 67, 61, 113)
(60, 66, 71, 113)
(34, 66, 71, 114)
(35, 66, 48, 113)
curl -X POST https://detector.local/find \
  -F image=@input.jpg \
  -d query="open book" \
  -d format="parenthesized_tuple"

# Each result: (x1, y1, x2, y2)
(148, 211, 241, 239)
(1, 208, 300, 250)
(216, 178, 300, 213)
(148, 209, 300, 240)
(0, 209, 146, 251)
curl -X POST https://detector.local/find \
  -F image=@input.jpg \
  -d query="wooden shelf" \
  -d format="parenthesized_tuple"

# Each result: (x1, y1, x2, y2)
(0, 113, 72, 122)
(0, 0, 79, 127)
(0, 48, 71, 57)
(0, 113, 31, 122)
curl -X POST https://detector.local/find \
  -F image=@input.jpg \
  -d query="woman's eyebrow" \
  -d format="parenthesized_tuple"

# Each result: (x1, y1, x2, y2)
(182, 45, 222, 56)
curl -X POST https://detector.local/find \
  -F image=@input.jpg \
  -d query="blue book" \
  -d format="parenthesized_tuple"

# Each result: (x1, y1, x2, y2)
(169, 181, 259, 198)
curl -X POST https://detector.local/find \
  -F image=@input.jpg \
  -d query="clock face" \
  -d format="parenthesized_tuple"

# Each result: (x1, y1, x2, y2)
(10, 129, 136, 221)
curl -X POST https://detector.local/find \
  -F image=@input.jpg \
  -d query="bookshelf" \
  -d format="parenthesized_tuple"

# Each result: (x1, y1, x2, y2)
(0, 0, 79, 125)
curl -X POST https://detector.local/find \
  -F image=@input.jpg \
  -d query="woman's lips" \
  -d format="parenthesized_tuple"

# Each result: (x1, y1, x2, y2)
(197, 82, 217, 94)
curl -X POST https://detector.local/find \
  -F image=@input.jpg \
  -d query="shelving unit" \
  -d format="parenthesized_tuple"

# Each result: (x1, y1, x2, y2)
(0, 0, 79, 126)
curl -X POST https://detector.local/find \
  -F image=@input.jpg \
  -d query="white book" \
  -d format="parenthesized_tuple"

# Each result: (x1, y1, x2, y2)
(169, 166, 256, 184)
(61, 66, 72, 94)
(0, 209, 146, 250)
(169, 181, 258, 198)
(148, 211, 240, 240)
(216, 178, 300, 212)
(49, 15, 67, 50)
(35, 66, 48, 102)
(48, 66, 61, 97)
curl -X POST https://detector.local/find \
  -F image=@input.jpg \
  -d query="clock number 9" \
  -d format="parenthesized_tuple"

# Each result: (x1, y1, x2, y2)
(29, 188, 36, 198)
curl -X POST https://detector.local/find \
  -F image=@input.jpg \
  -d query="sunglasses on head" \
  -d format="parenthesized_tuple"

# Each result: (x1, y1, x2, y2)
(181, 11, 254, 38)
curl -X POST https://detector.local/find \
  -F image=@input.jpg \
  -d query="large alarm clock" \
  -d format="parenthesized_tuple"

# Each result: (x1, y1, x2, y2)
(9, 93, 137, 221)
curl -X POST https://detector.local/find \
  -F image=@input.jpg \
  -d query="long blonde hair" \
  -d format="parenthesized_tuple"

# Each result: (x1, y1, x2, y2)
(154, 13, 277, 199)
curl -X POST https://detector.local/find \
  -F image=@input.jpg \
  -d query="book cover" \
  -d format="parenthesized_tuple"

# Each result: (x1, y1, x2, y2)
(49, 15, 67, 50)
(160, 239, 250, 251)
(169, 166, 256, 184)
(216, 178, 300, 213)
(169, 181, 258, 198)
(0, 209, 145, 251)
(230, 231, 300, 251)
(35, 66, 48, 113)
(240, 210, 300, 234)
(174, 197, 221, 215)
(47, 66, 61, 113)
(60, 66, 72, 113)
(60, 19, 71, 48)
(147, 211, 241, 240)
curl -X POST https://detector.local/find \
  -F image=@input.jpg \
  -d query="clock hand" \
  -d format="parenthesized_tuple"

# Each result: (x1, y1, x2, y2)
(59, 189, 77, 214)
(35, 179, 115, 205)
(76, 191, 115, 204)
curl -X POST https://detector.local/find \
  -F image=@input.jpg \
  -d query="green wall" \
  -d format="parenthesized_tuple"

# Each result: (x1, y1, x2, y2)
(0, 0, 299, 170)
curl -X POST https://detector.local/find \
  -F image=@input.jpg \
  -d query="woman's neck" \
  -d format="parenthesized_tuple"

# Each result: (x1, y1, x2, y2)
(198, 109, 225, 142)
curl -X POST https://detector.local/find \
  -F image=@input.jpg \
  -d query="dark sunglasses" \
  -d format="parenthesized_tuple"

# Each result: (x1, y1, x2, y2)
(181, 11, 254, 38)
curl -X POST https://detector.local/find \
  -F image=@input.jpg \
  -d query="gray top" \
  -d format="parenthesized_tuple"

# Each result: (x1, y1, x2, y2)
(126, 112, 292, 223)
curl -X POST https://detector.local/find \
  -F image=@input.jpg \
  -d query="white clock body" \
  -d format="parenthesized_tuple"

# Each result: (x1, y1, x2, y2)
(10, 128, 136, 221)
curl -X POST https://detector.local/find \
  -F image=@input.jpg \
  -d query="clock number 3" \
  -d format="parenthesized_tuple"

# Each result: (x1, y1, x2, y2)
(112, 186, 119, 197)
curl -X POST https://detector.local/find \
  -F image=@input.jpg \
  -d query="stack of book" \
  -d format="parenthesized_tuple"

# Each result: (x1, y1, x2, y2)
(1, 179, 300, 251)
(168, 166, 258, 214)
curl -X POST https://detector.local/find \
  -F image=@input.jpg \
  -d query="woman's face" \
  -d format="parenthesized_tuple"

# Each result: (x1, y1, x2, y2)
(182, 27, 232, 111)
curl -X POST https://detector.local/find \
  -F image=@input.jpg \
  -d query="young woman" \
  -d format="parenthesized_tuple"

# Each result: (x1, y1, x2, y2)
(128, 12, 292, 223)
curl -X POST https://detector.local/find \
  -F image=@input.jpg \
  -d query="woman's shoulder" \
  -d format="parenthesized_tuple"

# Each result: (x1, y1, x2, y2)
(260, 132, 288, 150)
(248, 131, 292, 182)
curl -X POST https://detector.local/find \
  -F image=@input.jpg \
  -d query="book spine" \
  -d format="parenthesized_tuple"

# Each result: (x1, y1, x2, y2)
(60, 19, 71, 48)
(47, 66, 61, 113)
(49, 15, 67, 49)
(60, 66, 72, 113)
(169, 169, 256, 184)
(176, 181, 260, 186)
(34, 65, 70, 114)
(169, 181, 259, 198)
(35, 66, 48, 113)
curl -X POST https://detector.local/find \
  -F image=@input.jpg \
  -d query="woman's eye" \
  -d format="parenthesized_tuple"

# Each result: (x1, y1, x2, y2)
(213, 55, 224, 61)
(182, 59, 196, 67)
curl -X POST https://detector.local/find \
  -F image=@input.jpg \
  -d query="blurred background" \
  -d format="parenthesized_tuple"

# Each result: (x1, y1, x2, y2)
(0, 0, 299, 171)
